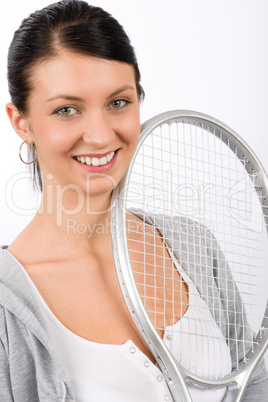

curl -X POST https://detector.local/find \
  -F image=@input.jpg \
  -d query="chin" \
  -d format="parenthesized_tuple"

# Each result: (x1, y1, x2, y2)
(82, 175, 117, 196)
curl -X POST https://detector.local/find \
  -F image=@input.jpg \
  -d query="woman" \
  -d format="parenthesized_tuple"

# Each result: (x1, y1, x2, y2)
(0, 1, 267, 401)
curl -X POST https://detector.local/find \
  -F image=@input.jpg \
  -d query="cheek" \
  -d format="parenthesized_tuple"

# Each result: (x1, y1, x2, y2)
(31, 121, 74, 155)
(120, 112, 141, 147)
(130, 122, 141, 151)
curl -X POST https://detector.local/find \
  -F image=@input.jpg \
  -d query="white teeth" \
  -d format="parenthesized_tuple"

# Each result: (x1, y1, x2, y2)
(99, 156, 107, 166)
(92, 158, 100, 166)
(76, 151, 115, 166)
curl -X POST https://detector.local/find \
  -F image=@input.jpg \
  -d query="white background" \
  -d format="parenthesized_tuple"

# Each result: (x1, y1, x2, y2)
(0, 0, 267, 367)
(0, 0, 267, 244)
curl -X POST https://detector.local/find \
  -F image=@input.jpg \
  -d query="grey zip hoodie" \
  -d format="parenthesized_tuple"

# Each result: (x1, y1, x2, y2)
(0, 246, 75, 401)
(0, 212, 267, 401)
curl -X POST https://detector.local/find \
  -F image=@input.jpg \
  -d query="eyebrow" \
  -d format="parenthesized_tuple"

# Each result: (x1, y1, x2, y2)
(46, 85, 136, 103)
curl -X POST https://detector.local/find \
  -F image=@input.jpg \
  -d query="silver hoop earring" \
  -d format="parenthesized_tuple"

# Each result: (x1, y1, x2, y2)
(19, 140, 37, 165)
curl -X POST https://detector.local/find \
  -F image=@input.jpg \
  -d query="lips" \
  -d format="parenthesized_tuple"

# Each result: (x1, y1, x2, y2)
(74, 151, 115, 167)
(73, 150, 118, 172)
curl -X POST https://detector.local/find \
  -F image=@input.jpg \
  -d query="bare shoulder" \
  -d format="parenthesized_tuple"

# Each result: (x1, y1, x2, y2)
(126, 211, 164, 253)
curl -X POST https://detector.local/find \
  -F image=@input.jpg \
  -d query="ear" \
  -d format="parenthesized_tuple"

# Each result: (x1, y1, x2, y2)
(6, 102, 34, 145)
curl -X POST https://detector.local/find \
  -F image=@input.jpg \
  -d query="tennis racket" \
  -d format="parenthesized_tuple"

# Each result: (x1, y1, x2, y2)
(111, 110, 268, 401)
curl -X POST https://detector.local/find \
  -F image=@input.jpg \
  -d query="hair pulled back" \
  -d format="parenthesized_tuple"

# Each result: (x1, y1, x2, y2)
(8, 0, 144, 114)
(7, 0, 144, 189)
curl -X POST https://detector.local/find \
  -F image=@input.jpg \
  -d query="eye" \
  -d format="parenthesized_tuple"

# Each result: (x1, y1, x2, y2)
(55, 107, 77, 116)
(109, 99, 131, 109)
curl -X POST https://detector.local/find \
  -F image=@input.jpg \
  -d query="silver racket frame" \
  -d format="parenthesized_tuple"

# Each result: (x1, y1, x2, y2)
(111, 110, 268, 402)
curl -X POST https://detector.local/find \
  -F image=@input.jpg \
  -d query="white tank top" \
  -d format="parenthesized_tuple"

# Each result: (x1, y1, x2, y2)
(16, 252, 231, 401)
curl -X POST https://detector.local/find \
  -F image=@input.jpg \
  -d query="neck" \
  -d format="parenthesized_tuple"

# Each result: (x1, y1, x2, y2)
(33, 184, 114, 256)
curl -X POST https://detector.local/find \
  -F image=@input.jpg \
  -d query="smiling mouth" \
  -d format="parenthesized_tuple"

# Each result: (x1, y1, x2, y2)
(74, 151, 116, 167)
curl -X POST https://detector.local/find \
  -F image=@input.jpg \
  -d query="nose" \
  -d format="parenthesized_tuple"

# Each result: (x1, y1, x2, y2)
(81, 111, 115, 148)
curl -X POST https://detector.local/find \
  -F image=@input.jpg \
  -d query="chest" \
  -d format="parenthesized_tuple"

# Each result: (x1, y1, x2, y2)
(24, 237, 188, 362)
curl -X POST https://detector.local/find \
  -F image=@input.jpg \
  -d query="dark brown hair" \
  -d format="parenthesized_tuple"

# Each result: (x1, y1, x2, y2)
(7, 0, 144, 190)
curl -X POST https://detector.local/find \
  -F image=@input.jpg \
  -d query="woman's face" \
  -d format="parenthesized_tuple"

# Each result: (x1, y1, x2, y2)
(18, 51, 141, 197)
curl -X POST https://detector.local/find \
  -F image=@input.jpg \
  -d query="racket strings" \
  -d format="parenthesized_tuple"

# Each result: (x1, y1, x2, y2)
(128, 224, 267, 303)
(124, 120, 268, 376)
